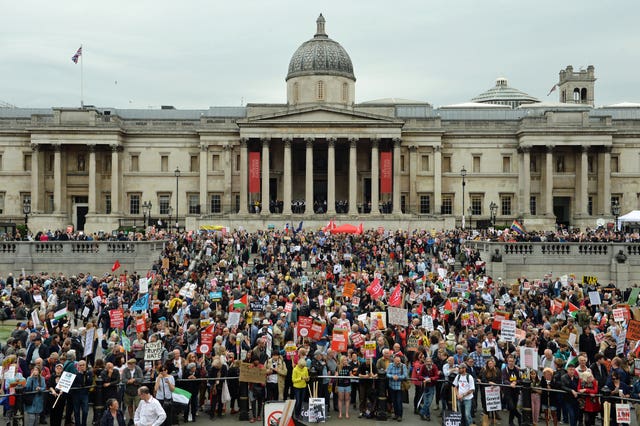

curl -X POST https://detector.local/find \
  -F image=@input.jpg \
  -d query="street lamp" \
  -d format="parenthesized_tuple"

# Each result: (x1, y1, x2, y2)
(142, 201, 152, 228)
(490, 201, 498, 227)
(612, 199, 621, 232)
(167, 206, 173, 231)
(174, 168, 181, 231)
(460, 166, 467, 229)
(22, 198, 31, 235)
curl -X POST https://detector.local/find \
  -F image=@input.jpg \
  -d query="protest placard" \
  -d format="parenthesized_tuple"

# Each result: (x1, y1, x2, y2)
(227, 312, 240, 329)
(616, 404, 630, 424)
(628, 320, 640, 341)
(308, 398, 326, 423)
(55, 372, 76, 393)
(583, 275, 598, 285)
(501, 320, 516, 342)
(422, 315, 434, 331)
(343, 282, 355, 298)
(351, 333, 364, 348)
(589, 291, 601, 305)
(614, 308, 626, 322)
(331, 328, 348, 353)
(109, 309, 124, 329)
(519, 347, 538, 371)
(485, 386, 502, 412)
(83, 328, 95, 358)
(144, 341, 163, 360)
(239, 362, 266, 384)
(139, 277, 149, 294)
(364, 341, 376, 359)
(443, 410, 462, 426)
(388, 307, 408, 326)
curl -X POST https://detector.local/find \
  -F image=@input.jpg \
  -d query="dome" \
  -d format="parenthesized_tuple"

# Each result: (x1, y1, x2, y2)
(471, 77, 539, 108)
(286, 14, 355, 82)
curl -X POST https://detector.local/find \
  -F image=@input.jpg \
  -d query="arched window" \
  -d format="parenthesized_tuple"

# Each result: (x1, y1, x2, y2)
(342, 83, 348, 102)
(317, 81, 325, 100)
(581, 88, 587, 103)
(573, 88, 581, 102)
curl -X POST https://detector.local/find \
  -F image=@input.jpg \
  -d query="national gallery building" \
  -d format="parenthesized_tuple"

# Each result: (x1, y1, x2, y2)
(1, 15, 639, 233)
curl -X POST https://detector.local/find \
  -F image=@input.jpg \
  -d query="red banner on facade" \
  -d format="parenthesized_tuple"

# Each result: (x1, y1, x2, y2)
(380, 151, 392, 194)
(249, 151, 261, 194)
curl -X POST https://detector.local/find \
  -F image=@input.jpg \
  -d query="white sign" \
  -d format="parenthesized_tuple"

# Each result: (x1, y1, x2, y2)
(227, 312, 241, 329)
(83, 328, 95, 358)
(33, 294, 43, 304)
(485, 386, 502, 412)
(31, 310, 40, 328)
(614, 308, 626, 322)
(616, 403, 631, 424)
(144, 341, 163, 361)
(388, 307, 408, 326)
(519, 347, 538, 371)
(307, 397, 326, 423)
(139, 277, 149, 294)
(422, 315, 434, 331)
(55, 372, 77, 393)
(82, 306, 90, 318)
(501, 320, 516, 342)
(617, 330, 627, 355)
(357, 313, 367, 324)
(589, 291, 601, 305)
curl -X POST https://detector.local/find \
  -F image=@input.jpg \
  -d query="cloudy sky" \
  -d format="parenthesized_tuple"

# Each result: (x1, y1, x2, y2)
(1, 1, 638, 109)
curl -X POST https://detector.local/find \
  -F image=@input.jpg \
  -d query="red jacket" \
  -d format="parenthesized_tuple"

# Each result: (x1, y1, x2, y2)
(577, 379, 600, 413)
(422, 363, 440, 388)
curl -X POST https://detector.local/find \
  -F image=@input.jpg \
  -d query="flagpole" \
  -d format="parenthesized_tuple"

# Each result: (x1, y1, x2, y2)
(80, 44, 84, 108)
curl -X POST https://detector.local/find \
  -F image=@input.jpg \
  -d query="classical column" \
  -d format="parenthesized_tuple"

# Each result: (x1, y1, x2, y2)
(282, 138, 292, 215)
(223, 144, 232, 213)
(110, 144, 121, 214)
(600, 146, 611, 215)
(392, 137, 402, 214)
(327, 137, 336, 215)
(305, 137, 314, 215)
(239, 138, 249, 214)
(53, 144, 63, 214)
(409, 145, 418, 215)
(88, 144, 97, 214)
(261, 137, 270, 216)
(348, 137, 358, 215)
(520, 146, 531, 216)
(370, 138, 379, 214)
(30, 143, 41, 213)
(199, 144, 208, 214)
(578, 146, 589, 216)
(544, 145, 554, 216)
(434, 145, 442, 215)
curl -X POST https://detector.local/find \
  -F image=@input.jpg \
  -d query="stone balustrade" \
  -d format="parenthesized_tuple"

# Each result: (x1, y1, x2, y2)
(0, 241, 166, 276)
(466, 241, 640, 286)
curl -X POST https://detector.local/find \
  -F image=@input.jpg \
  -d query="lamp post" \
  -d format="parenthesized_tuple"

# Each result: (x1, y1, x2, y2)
(174, 168, 180, 231)
(460, 166, 467, 229)
(490, 201, 498, 227)
(612, 200, 621, 232)
(167, 206, 173, 231)
(142, 201, 152, 229)
(22, 198, 31, 235)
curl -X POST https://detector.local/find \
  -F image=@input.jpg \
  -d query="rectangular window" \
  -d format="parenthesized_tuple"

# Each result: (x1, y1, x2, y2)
(161, 155, 168, 172)
(500, 194, 512, 216)
(130, 155, 139, 172)
(0, 154, 3, 171)
(442, 194, 453, 215)
(421, 155, 430, 172)
(555, 155, 565, 173)
(46, 192, 54, 213)
(234, 193, 240, 213)
(105, 193, 112, 215)
(611, 156, 619, 173)
(235, 154, 240, 172)
(0, 192, 4, 214)
(210, 194, 222, 213)
(400, 194, 406, 213)
(530, 155, 538, 173)
(611, 195, 621, 212)
(472, 156, 481, 173)
(530, 195, 537, 216)
(471, 194, 483, 216)
(24, 153, 32, 171)
(47, 154, 54, 172)
(188, 194, 200, 214)
(212, 154, 220, 171)
(77, 154, 86, 172)
(442, 156, 451, 173)
(588, 155, 596, 174)
(129, 194, 140, 215)
(588, 195, 593, 216)
(158, 194, 171, 215)
(400, 155, 406, 172)
(502, 156, 511, 173)
(190, 155, 199, 173)
(103, 155, 112, 174)
(419, 194, 431, 214)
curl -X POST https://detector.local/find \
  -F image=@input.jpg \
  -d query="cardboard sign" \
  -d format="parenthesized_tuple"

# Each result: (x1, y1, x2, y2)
(388, 307, 408, 326)
(628, 320, 640, 341)
(144, 341, 163, 361)
(501, 320, 516, 342)
(55, 372, 77, 393)
(331, 329, 348, 353)
(239, 362, 266, 384)
(485, 386, 502, 412)
(589, 291, 601, 305)
(364, 341, 376, 359)
(351, 333, 364, 349)
(616, 404, 631, 424)
(109, 309, 124, 329)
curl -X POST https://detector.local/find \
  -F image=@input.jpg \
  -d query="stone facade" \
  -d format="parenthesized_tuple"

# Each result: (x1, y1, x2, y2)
(0, 16, 639, 234)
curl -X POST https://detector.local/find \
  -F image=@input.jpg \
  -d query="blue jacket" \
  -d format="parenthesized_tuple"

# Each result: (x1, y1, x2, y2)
(25, 376, 46, 414)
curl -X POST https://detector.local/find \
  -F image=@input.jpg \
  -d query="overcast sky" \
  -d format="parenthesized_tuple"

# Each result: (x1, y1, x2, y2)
(1, 1, 638, 110)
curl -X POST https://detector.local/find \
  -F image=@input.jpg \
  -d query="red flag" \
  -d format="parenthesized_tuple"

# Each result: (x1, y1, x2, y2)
(388, 284, 402, 307)
(112, 260, 121, 272)
(366, 278, 384, 300)
(443, 299, 453, 313)
(97, 286, 105, 298)
(568, 302, 579, 313)
(417, 303, 423, 315)
(550, 299, 564, 315)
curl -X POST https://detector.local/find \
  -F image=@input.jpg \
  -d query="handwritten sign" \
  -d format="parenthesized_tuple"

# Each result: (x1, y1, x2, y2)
(239, 362, 266, 384)
(144, 341, 163, 361)
(501, 320, 516, 342)
(55, 372, 77, 393)
(485, 386, 502, 412)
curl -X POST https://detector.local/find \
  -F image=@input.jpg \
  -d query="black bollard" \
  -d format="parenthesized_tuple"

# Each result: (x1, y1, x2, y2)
(93, 377, 105, 426)
(238, 381, 250, 421)
(13, 385, 25, 426)
(375, 369, 387, 421)
(520, 379, 532, 426)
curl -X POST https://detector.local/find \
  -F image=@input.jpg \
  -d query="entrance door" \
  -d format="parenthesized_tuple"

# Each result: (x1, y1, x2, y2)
(313, 179, 326, 213)
(553, 197, 571, 227)
(363, 178, 372, 213)
(75, 204, 89, 231)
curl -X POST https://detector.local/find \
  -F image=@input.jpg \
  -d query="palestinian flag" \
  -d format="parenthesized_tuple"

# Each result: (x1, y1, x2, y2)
(568, 302, 579, 317)
(232, 294, 248, 310)
(54, 308, 68, 320)
(443, 299, 453, 314)
(172, 387, 192, 405)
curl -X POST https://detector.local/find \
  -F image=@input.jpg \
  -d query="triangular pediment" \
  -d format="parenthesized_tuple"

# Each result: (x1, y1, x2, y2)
(241, 105, 401, 125)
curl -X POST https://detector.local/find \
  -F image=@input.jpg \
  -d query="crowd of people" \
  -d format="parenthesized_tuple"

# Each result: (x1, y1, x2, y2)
(0, 225, 639, 426)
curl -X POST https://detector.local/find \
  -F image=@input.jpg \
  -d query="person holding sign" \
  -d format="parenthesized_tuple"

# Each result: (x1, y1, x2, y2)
(25, 366, 46, 426)
(71, 361, 93, 426)
(47, 364, 66, 426)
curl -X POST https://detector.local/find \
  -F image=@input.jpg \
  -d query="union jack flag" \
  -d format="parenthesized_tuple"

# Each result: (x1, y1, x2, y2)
(71, 46, 82, 64)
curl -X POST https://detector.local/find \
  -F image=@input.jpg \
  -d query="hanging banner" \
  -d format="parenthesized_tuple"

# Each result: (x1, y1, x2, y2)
(249, 151, 261, 194)
(380, 151, 392, 194)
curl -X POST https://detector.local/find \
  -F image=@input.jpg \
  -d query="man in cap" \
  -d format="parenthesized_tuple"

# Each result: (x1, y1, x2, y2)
(122, 358, 144, 425)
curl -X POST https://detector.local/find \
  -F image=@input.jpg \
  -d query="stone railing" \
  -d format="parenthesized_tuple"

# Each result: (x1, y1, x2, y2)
(0, 241, 166, 276)
(465, 241, 640, 286)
